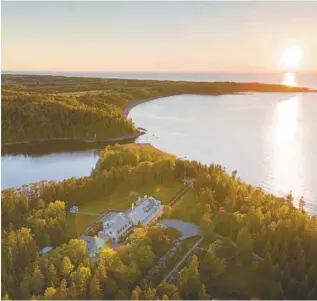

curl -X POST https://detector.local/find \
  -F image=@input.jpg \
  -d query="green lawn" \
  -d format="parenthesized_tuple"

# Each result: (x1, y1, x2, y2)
(66, 181, 185, 237)
(66, 214, 97, 237)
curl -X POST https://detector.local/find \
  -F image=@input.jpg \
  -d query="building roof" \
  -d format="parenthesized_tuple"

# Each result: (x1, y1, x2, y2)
(79, 236, 105, 253)
(39, 246, 54, 255)
(128, 196, 162, 225)
(99, 211, 118, 223)
(102, 212, 130, 234)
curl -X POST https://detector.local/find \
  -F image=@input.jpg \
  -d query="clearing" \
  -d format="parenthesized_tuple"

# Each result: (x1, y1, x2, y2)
(67, 181, 185, 237)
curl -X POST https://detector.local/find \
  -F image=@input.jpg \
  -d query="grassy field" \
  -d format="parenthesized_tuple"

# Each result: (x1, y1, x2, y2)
(67, 181, 185, 237)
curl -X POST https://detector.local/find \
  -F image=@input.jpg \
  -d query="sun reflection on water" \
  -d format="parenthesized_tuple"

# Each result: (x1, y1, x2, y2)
(282, 72, 297, 87)
(270, 95, 302, 198)
(275, 96, 298, 145)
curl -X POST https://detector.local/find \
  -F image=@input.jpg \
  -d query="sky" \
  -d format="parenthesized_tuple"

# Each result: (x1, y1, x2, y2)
(2, 1, 317, 73)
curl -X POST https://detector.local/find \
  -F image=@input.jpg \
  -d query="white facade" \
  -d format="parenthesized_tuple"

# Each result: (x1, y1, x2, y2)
(98, 212, 133, 243)
(98, 196, 163, 243)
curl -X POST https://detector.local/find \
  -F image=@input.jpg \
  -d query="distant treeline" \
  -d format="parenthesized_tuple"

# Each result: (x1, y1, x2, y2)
(1, 74, 313, 144)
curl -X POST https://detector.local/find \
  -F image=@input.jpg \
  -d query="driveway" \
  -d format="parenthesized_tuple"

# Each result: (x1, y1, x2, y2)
(158, 219, 200, 240)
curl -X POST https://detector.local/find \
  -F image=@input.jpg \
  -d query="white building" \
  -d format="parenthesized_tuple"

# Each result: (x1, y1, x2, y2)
(128, 195, 163, 225)
(98, 212, 133, 243)
(97, 196, 163, 243)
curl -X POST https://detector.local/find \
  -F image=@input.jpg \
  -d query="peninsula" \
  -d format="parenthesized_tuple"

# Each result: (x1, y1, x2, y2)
(1, 74, 313, 147)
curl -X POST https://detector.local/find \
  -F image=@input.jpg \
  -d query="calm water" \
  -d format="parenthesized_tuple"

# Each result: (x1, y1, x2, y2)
(1, 150, 99, 189)
(129, 93, 317, 214)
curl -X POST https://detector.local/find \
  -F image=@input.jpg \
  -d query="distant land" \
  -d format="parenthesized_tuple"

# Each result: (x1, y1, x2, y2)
(1, 73, 314, 147)
(2, 71, 317, 88)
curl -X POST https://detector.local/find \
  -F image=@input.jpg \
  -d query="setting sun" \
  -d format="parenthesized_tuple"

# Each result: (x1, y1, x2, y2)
(280, 46, 303, 68)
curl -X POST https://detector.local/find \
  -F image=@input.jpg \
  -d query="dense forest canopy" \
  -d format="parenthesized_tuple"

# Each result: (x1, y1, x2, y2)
(2, 144, 317, 300)
(1, 74, 314, 144)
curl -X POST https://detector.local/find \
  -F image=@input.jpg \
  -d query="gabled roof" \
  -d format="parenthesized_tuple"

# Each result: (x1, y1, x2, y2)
(106, 212, 130, 232)
(128, 196, 162, 225)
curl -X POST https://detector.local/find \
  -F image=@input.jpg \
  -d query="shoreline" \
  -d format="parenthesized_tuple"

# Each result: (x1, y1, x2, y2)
(123, 92, 250, 117)
(3, 88, 316, 150)
(1, 132, 144, 148)
(123, 89, 317, 116)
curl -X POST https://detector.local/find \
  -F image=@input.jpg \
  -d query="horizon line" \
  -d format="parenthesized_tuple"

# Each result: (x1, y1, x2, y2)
(2, 70, 317, 74)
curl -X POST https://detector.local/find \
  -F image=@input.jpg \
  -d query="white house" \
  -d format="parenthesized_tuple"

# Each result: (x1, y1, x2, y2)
(98, 212, 133, 243)
(97, 195, 163, 243)
(69, 206, 79, 213)
(128, 196, 163, 225)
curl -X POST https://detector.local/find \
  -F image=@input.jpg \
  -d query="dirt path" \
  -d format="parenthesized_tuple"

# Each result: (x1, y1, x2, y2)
(163, 236, 204, 282)
(75, 211, 103, 217)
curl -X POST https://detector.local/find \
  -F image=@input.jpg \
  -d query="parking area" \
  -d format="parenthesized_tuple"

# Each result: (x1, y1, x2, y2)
(158, 219, 200, 240)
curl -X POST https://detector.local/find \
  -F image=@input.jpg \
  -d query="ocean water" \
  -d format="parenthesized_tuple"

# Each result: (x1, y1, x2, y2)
(2, 71, 317, 89)
(129, 92, 317, 214)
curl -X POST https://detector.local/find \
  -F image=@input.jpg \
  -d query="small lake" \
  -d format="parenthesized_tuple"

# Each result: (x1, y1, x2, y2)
(2, 92, 317, 214)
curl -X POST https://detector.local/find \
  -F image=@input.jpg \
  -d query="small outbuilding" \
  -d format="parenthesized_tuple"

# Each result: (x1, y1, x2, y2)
(39, 246, 54, 255)
(69, 206, 79, 213)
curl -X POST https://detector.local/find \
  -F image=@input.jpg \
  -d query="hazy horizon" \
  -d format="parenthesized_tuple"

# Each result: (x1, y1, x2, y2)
(2, 1, 317, 73)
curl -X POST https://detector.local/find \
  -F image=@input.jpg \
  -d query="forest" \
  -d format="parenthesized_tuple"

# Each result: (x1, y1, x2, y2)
(2, 144, 317, 300)
(1, 74, 313, 144)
